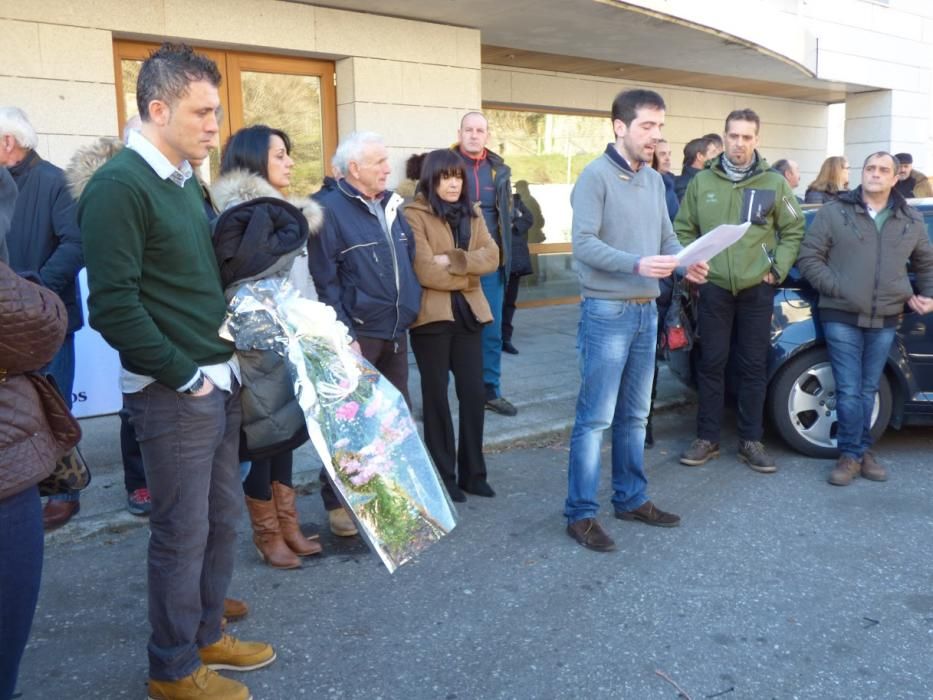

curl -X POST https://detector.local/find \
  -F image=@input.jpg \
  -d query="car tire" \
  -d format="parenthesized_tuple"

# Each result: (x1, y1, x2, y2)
(767, 346, 892, 458)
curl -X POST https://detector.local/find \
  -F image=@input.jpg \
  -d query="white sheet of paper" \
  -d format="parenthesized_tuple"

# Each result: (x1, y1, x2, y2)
(675, 221, 752, 267)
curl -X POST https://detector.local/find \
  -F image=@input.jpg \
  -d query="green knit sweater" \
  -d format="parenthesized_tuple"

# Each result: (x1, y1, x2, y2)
(79, 148, 231, 389)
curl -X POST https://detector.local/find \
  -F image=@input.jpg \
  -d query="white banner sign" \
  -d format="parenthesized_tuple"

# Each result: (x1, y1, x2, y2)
(71, 268, 122, 418)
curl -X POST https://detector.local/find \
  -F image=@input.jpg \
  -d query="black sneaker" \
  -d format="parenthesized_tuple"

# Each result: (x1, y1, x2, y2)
(502, 341, 519, 355)
(485, 397, 518, 416)
(738, 440, 777, 473)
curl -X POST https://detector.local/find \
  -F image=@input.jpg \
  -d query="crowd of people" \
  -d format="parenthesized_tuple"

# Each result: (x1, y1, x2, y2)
(2, 41, 933, 699)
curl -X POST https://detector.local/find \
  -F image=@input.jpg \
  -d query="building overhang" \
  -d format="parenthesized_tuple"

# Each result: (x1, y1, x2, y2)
(310, 0, 877, 102)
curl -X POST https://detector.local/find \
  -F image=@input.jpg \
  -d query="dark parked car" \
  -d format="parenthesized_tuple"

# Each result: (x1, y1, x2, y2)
(670, 198, 933, 458)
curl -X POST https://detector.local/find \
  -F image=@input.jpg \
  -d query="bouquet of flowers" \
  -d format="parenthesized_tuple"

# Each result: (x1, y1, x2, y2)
(222, 278, 456, 572)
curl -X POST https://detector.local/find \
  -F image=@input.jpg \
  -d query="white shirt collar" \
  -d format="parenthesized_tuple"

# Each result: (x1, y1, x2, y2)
(126, 129, 193, 187)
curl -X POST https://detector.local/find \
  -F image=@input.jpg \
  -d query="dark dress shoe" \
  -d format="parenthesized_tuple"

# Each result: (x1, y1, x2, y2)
(615, 500, 680, 528)
(43, 500, 80, 531)
(460, 481, 495, 498)
(485, 397, 518, 416)
(566, 517, 616, 552)
(444, 482, 466, 502)
(502, 341, 519, 355)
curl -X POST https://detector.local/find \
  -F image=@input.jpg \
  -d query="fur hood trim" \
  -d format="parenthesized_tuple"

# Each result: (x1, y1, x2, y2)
(65, 137, 123, 199)
(211, 170, 324, 234)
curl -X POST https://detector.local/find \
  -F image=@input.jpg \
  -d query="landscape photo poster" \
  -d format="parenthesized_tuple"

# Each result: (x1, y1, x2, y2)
(222, 278, 457, 573)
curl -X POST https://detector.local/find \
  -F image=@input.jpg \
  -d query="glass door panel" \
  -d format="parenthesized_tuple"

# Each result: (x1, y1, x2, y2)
(239, 70, 325, 196)
(225, 53, 336, 197)
(112, 43, 336, 190)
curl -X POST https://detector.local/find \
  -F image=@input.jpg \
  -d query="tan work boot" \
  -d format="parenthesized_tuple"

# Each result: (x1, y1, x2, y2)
(271, 482, 322, 557)
(328, 506, 358, 537)
(860, 451, 888, 481)
(829, 455, 860, 486)
(245, 496, 301, 569)
(147, 665, 250, 700)
(199, 633, 276, 672)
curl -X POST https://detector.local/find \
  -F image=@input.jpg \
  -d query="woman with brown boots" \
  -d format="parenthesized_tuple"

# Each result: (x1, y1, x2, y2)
(213, 125, 325, 569)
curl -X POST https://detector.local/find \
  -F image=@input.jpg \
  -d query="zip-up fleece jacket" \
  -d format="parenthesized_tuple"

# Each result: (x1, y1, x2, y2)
(674, 153, 804, 294)
(797, 187, 933, 328)
(571, 147, 682, 300)
(309, 179, 422, 341)
(452, 145, 513, 274)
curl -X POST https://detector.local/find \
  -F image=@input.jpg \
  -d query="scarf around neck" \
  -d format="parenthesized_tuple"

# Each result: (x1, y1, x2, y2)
(720, 153, 758, 182)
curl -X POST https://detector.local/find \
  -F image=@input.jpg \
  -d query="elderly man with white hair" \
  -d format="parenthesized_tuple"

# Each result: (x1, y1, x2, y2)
(307, 132, 422, 536)
(0, 106, 84, 530)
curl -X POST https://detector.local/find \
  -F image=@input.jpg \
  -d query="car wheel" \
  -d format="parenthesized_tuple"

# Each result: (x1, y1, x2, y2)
(767, 347, 892, 458)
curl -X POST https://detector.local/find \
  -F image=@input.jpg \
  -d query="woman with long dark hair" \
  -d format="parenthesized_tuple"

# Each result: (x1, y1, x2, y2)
(403, 149, 499, 502)
(213, 124, 324, 569)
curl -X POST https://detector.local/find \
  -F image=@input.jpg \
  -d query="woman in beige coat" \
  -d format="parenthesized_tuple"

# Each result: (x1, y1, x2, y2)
(403, 149, 499, 502)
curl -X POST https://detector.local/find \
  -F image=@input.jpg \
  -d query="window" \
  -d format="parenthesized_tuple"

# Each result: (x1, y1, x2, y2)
(114, 41, 337, 195)
(486, 107, 609, 305)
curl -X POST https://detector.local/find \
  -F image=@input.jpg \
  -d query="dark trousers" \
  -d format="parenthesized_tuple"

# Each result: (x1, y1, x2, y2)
(243, 450, 293, 501)
(45, 334, 80, 503)
(695, 282, 773, 443)
(123, 380, 242, 681)
(410, 321, 488, 489)
(502, 272, 522, 343)
(320, 334, 412, 511)
(120, 408, 147, 493)
(0, 486, 43, 700)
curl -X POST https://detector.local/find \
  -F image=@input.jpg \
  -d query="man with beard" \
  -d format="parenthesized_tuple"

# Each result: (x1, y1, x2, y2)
(564, 89, 708, 552)
(675, 109, 804, 474)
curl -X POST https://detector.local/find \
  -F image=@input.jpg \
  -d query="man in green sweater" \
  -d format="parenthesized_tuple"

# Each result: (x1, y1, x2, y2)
(79, 44, 273, 700)
(675, 109, 804, 473)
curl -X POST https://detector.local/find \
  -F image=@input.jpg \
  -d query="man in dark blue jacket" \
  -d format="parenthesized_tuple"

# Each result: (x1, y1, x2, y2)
(454, 112, 517, 416)
(309, 131, 421, 395)
(0, 106, 84, 530)
(309, 132, 422, 536)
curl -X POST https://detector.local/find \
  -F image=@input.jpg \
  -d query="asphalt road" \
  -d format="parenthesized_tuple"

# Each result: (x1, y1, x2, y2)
(16, 406, 933, 699)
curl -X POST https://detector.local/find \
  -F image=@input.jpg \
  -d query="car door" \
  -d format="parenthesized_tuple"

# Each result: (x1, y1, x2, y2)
(897, 207, 933, 397)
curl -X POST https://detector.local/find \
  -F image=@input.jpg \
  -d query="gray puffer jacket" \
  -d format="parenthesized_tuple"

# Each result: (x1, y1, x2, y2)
(797, 187, 933, 328)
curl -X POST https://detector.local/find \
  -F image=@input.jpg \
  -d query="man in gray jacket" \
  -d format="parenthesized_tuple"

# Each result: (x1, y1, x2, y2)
(798, 151, 933, 486)
(564, 89, 708, 552)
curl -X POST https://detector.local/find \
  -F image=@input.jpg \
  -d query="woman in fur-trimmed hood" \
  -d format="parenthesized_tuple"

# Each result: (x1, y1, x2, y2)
(211, 124, 326, 570)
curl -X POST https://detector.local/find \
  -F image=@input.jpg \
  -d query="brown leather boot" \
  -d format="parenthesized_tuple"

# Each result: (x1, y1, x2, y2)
(860, 451, 888, 481)
(828, 455, 860, 486)
(244, 495, 301, 569)
(271, 482, 322, 557)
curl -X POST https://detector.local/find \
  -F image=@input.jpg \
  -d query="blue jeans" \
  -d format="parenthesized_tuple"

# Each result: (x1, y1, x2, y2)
(44, 334, 80, 503)
(480, 269, 505, 400)
(565, 298, 657, 523)
(822, 321, 896, 459)
(0, 486, 43, 700)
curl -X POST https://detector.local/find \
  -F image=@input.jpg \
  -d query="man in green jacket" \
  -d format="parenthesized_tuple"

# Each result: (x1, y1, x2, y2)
(674, 108, 804, 473)
(797, 152, 933, 486)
